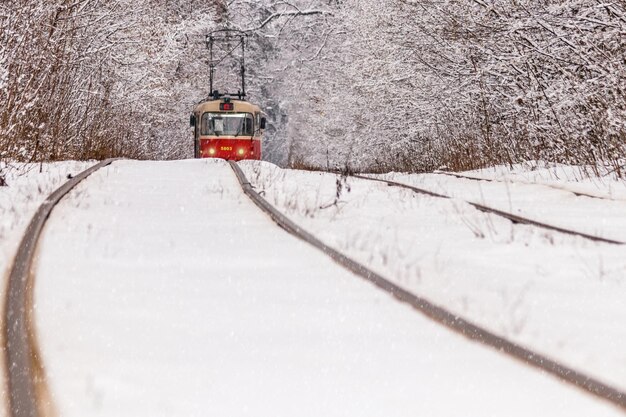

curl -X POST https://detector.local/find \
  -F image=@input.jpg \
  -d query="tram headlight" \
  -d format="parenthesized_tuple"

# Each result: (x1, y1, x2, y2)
(209, 148, 216, 155)
(238, 148, 245, 155)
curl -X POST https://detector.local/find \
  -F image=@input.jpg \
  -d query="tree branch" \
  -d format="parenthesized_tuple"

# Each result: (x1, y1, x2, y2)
(244, 9, 333, 32)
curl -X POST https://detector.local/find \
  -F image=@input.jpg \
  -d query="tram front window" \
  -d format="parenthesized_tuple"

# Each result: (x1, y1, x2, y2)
(201, 113, 254, 136)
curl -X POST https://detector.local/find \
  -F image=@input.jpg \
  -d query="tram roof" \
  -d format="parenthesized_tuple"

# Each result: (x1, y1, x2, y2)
(194, 99, 261, 114)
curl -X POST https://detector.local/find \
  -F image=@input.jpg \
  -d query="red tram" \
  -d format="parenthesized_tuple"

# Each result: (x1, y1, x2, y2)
(190, 96, 265, 161)
(190, 30, 266, 161)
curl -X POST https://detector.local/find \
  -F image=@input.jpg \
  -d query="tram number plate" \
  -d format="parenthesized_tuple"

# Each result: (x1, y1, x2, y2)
(220, 146, 233, 151)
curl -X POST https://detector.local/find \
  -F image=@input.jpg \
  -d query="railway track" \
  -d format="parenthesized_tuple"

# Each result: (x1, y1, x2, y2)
(229, 160, 626, 412)
(432, 170, 624, 202)
(351, 174, 625, 245)
(3, 158, 625, 415)
(2, 159, 117, 417)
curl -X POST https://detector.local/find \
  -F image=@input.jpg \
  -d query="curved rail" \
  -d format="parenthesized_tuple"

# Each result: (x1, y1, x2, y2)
(3, 159, 118, 417)
(229, 160, 626, 412)
(433, 170, 623, 202)
(352, 174, 624, 245)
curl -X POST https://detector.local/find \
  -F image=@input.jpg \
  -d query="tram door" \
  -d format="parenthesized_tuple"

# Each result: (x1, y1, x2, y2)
(191, 114, 199, 158)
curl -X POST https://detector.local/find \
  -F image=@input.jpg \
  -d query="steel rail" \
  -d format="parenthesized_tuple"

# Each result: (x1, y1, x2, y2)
(3, 159, 118, 417)
(229, 160, 626, 412)
(352, 174, 624, 245)
(433, 170, 622, 202)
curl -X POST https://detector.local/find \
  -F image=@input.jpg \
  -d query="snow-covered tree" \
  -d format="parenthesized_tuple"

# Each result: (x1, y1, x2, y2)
(1, 0, 624, 174)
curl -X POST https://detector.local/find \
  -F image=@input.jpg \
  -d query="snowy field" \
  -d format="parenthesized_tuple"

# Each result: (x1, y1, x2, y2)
(0, 161, 94, 417)
(0, 161, 94, 267)
(0, 159, 624, 415)
(240, 160, 626, 392)
(463, 161, 626, 201)
(386, 163, 626, 243)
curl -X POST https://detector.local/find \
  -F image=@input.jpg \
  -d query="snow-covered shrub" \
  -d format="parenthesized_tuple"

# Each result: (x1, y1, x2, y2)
(1, 0, 623, 174)
(271, 0, 626, 174)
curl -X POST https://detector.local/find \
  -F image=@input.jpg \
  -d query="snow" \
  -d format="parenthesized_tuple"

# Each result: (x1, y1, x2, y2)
(0, 56, 7, 93)
(27, 159, 622, 416)
(377, 169, 626, 244)
(463, 161, 626, 201)
(0, 162, 94, 264)
(240, 160, 626, 393)
(0, 161, 95, 417)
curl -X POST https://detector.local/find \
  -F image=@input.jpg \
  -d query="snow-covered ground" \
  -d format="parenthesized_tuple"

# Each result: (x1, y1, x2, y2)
(240, 161, 626, 393)
(462, 161, 626, 201)
(20, 159, 621, 416)
(381, 168, 626, 244)
(0, 161, 94, 417)
(0, 161, 94, 267)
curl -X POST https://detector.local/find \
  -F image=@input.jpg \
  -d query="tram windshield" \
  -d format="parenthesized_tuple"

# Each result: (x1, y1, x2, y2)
(201, 112, 254, 136)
